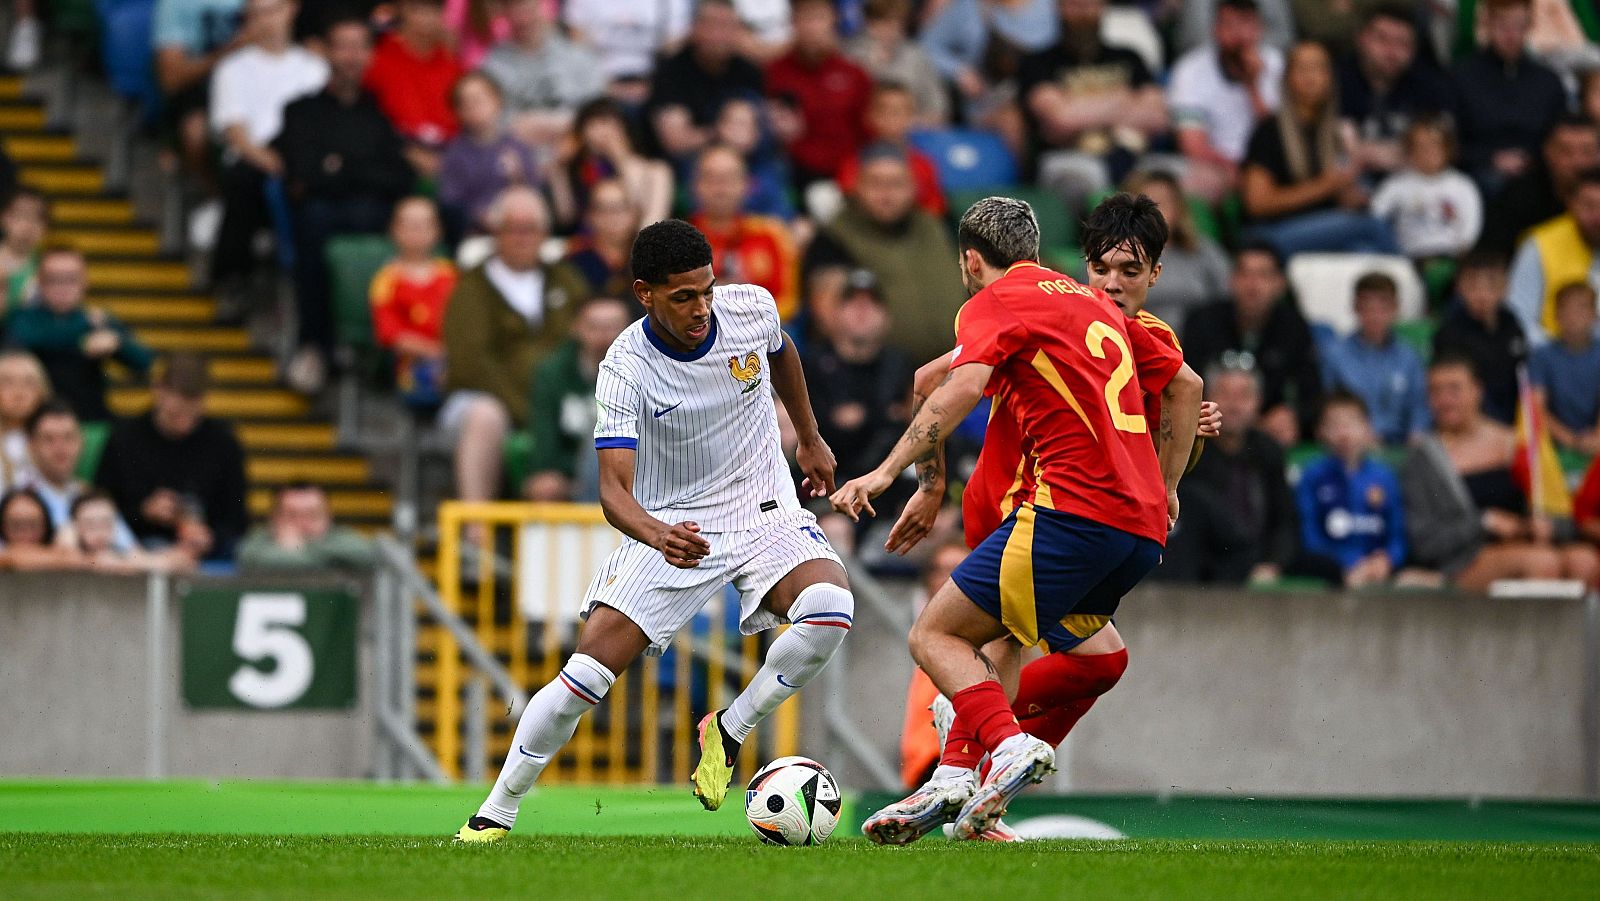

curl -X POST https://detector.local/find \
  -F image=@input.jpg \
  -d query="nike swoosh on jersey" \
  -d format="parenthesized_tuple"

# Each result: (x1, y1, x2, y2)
(653, 402, 683, 418)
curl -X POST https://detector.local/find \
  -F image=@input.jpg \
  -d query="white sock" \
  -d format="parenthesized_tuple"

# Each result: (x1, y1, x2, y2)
(723, 583, 852, 743)
(932, 764, 974, 783)
(477, 653, 615, 828)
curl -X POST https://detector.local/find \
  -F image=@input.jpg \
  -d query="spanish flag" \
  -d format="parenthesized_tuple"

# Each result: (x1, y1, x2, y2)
(1512, 365, 1573, 518)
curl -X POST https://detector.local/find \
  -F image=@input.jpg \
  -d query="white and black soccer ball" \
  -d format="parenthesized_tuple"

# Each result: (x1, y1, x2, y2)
(744, 756, 842, 846)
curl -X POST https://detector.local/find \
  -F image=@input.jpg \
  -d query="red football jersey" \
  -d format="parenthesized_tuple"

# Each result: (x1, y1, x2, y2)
(952, 263, 1182, 545)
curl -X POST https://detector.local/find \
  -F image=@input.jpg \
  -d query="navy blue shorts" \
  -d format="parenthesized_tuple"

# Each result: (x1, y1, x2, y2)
(950, 503, 1162, 653)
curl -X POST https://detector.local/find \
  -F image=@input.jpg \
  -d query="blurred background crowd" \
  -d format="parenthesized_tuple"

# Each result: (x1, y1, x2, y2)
(0, 0, 1597, 592)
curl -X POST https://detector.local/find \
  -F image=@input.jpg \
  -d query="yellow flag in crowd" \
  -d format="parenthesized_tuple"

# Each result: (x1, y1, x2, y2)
(1515, 365, 1574, 518)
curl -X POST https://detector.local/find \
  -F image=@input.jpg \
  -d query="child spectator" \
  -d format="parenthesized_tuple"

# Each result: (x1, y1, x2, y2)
(523, 296, 634, 502)
(0, 349, 47, 490)
(370, 198, 458, 410)
(1370, 116, 1484, 262)
(1432, 250, 1527, 425)
(364, 0, 463, 175)
(6, 248, 154, 423)
(1320, 272, 1430, 445)
(1295, 391, 1408, 587)
(0, 486, 80, 570)
(845, 0, 948, 127)
(562, 179, 639, 302)
(1530, 282, 1600, 455)
(0, 187, 46, 312)
(836, 82, 945, 217)
(65, 490, 193, 573)
(237, 483, 376, 570)
(438, 72, 542, 235)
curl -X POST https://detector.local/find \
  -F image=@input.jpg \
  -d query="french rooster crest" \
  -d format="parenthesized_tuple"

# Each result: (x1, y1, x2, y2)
(729, 351, 763, 393)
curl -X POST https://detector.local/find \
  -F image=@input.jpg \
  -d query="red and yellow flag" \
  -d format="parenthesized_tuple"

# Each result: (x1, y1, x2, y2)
(1512, 365, 1574, 518)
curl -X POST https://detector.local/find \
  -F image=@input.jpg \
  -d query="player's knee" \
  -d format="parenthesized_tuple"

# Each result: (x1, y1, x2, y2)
(1084, 647, 1129, 696)
(788, 582, 853, 652)
(556, 653, 617, 706)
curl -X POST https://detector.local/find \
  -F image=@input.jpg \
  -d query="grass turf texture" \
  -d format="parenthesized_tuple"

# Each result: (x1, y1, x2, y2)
(4, 835, 1600, 900)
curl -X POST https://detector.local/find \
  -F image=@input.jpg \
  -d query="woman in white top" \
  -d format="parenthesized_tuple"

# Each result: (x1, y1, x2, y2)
(0, 350, 49, 492)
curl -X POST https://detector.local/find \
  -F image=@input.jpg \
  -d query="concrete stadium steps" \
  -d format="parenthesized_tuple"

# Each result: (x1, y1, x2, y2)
(0, 104, 46, 131)
(20, 164, 106, 195)
(0, 74, 26, 100)
(133, 326, 254, 352)
(4, 134, 76, 163)
(248, 455, 372, 486)
(52, 199, 136, 226)
(94, 295, 218, 323)
(108, 387, 311, 419)
(235, 423, 337, 452)
(87, 260, 191, 292)
(248, 488, 392, 519)
(54, 228, 161, 257)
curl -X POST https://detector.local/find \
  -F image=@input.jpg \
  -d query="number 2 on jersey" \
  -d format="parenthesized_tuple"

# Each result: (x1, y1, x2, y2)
(1084, 321, 1147, 434)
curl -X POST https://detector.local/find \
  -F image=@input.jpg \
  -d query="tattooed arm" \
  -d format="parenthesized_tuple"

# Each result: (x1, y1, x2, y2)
(884, 354, 955, 554)
(831, 362, 992, 521)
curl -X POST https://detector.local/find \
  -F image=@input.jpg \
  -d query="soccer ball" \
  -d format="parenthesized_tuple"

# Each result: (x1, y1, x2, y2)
(743, 756, 842, 846)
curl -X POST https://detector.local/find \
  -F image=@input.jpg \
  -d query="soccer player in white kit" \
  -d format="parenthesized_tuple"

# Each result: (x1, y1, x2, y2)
(457, 219, 854, 843)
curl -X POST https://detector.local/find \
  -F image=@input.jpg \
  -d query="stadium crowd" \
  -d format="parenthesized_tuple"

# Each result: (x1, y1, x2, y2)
(0, 0, 1597, 589)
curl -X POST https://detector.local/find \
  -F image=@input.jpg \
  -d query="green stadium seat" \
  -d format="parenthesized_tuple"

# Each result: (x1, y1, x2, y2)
(1394, 319, 1435, 363)
(1422, 258, 1458, 311)
(503, 431, 534, 493)
(76, 420, 110, 482)
(325, 234, 394, 352)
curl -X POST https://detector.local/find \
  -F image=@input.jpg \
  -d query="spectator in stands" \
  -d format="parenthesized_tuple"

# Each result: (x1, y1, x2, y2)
(1018, 0, 1167, 195)
(1530, 282, 1600, 454)
(445, 0, 509, 68)
(364, 0, 463, 175)
(1320, 272, 1429, 445)
(63, 490, 195, 573)
(899, 539, 969, 788)
(6, 0, 39, 72)
(1296, 391, 1409, 587)
(647, 0, 764, 161)
(1173, 0, 1295, 55)
(153, 0, 244, 199)
(206, 0, 328, 306)
(96, 353, 248, 562)
(1169, 0, 1283, 202)
(836, 82, 945, 217)
(706, 97, 795, 219)
(846, 0, 949, 127)
(1433, 249, 1528, 425)
(1480, 116, 1600, 256)
(441, 187, 589, 506)
(1508, 169, 1600, 344)
(1576, 453, 1600, 546)
(1125, 170, 1231, 328)
(1583, 67, 1600, 124)
(0, 187, 46, 312)
(1240, 41, 1399, 258)
(1338, 4, 1451, 181)
(562, 179, 640, 302)
(802, 270, 914, 489)
(523, 296, 634, 502)
(921, 0, 1057, 146)
(237, 482, 375, 569)
(563, 0, 692, 86)
(480, 0, 604, 148)
(276, 15, 414, 395)
(765, 0, 873, 186)
(689, 147, 801, 322)
(1452, 0, 1568, 196)
(1159, 363, 1298, 584)
(370, 197, 458, 410)
(1182, 243, 1322, 445)
(551, 99, 674, 233)
(0, 486, 80, 570)
(439, 72, 542, 236)
(801, 145, 965, 361)
(1403, 354, 1599, 589)
(1370, 116, 1484, 262)
(0, 349, 46, 490)
(7, 248, 153, 423)
(24, 399, 135, 548)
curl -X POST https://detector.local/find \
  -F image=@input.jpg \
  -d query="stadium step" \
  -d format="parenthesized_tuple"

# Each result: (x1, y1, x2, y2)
(249, 488, 392, 519)
(0, 75, 27, 100)
(54, 228, 161, 257)
(248, 455, 372, 486)
(0, 104, 46, 130)
(236, 423, 337, 452)
(4, 134, 76, 163)
(52, 198, 136, 226)
(94, 295, 218, 324)
(133, 327, 252, 352)
(108, 387, 309, 419)
(88, 260, 191, 292)
(20, 165, 106, 196)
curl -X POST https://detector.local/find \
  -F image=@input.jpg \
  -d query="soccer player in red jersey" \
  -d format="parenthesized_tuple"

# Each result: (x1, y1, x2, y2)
(832, 196, 1203, 842)
(879, 193, 1220, 842)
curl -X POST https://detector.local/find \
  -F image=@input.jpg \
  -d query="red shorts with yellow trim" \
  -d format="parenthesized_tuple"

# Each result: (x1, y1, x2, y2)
(949, 503, 1161, 653)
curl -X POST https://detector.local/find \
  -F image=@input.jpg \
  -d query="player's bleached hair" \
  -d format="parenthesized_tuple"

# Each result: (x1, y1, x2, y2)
(957, 196, 1040, 269)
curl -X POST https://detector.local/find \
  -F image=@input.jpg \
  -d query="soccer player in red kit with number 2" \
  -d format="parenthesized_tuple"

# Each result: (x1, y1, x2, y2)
(832, 197, 1203, 842)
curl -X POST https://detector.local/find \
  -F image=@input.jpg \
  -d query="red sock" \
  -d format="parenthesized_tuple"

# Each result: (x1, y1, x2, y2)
(939, 715, 984, 770)
(1022, 698, 1096, 747)
(1012, 649, 1128, 721)
(949, 681, 1021, 753)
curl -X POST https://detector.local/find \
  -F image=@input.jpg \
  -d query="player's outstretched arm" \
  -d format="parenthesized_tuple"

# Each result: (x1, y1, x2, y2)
(1184, 400, 1222, 475)
(831, 363, 991, 522)
(884, 353, 956, 555)
(597, 447, 710, 568)
(1158, 364, 1204, 527)
(769, 335, 837, 498)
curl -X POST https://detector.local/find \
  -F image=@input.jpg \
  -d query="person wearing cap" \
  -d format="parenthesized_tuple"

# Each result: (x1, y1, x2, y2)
(802, 144, 964, 362)
(687, 145, 800, 322)
(95, 353, 248, 562)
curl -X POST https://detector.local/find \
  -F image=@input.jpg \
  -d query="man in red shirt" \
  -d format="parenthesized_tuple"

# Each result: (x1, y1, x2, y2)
(764, 0, 873, 185)
(687, 145, 800, 322)
(832, 196, 1203, 842)
(364, 0, 462, 173)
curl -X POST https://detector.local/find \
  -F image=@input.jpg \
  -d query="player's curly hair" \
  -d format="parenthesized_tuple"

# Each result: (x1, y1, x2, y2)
(631, 219, 714, 285)
(1081, 192, 1169, 269)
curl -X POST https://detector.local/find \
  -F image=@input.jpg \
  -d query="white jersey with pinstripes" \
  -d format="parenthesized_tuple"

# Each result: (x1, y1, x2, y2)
(593, 283, 799, 533)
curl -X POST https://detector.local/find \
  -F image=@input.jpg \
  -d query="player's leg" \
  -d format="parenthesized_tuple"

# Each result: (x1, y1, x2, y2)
(1014, 624, 1129, 747)
(458, 606, 651, 842)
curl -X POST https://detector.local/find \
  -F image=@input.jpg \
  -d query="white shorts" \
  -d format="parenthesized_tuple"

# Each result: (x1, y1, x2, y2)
(581, 508, 843, 656)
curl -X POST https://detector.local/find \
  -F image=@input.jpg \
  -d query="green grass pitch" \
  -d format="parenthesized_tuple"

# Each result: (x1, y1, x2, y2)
(2, 782, 1598, 900)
